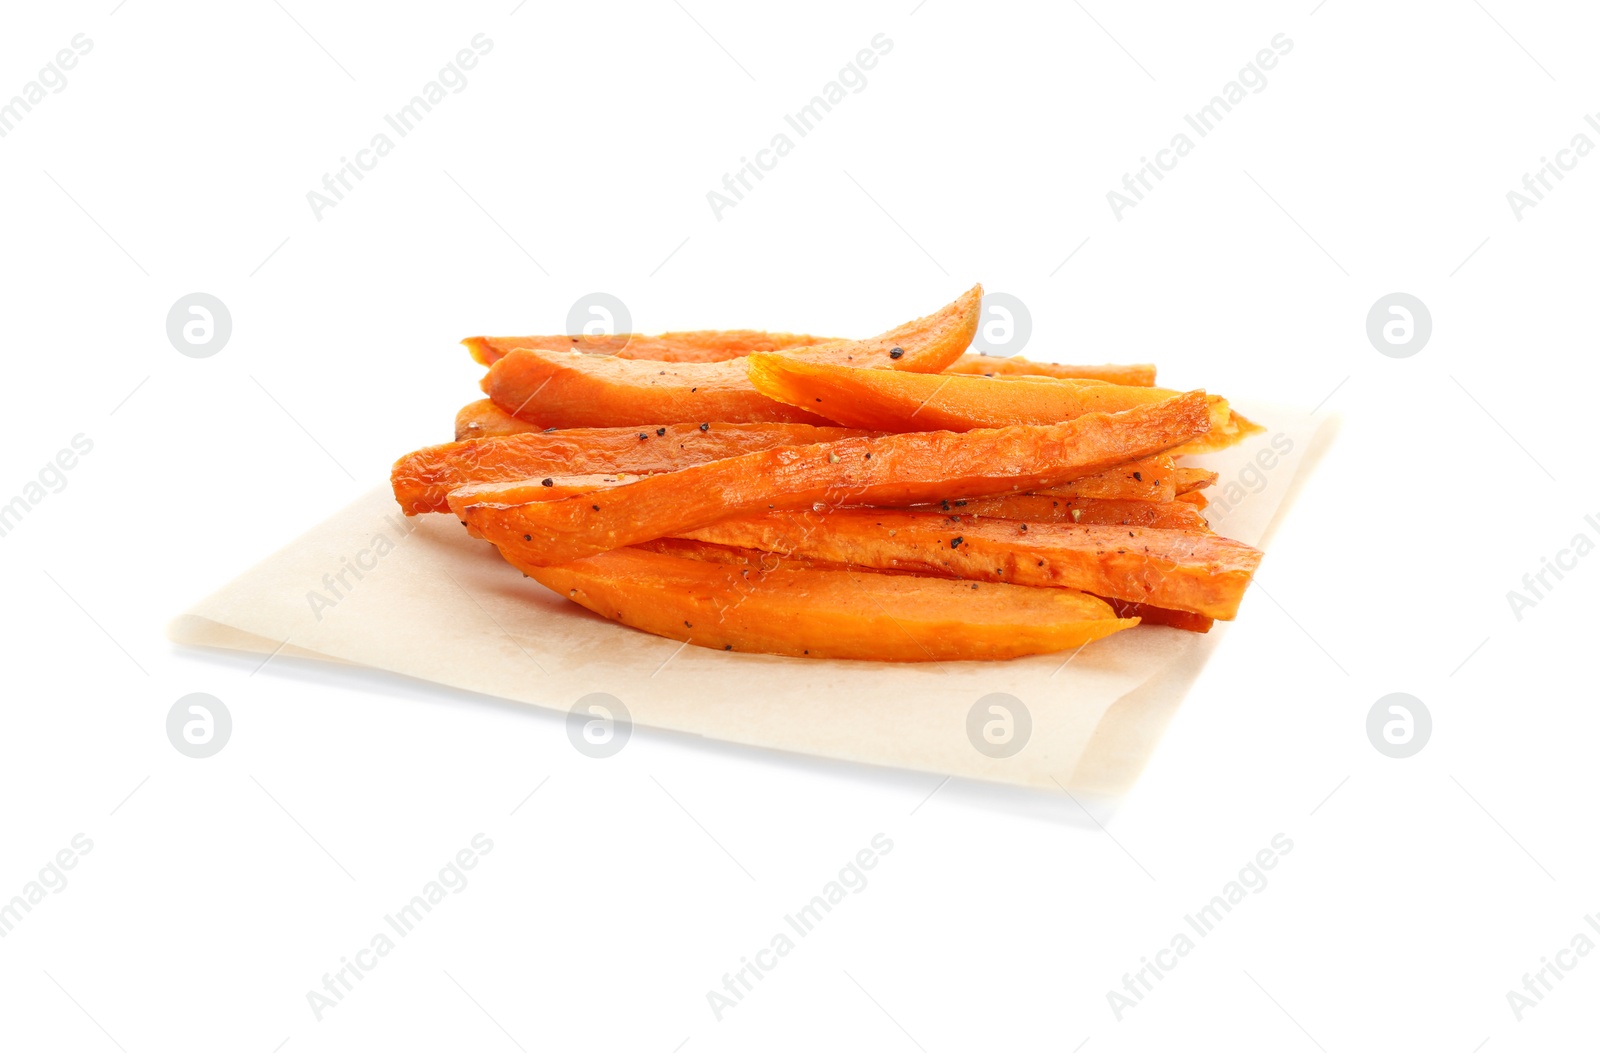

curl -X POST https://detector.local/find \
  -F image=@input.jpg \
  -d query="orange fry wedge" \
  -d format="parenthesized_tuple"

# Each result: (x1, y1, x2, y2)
(480, 285, 983, 429)
(1105, 600, 1214, 633)
(482, 349, 835, 426)
(678, 508, 1259, 619)
(1169, 408, 1264, 456)
(1173, 467, 1218, 494)
(1060, 498, 1211, 530)
(392, 422, 869, 515)
(637, 538, 1215, 634)
(898, 455, 1179, 509)
(456, 399, 536, 441)
(465, 330, 839, 367)
(1044, 455, 1177, 502)
(748, 354, 1240, 445)
(922, 494, 1209, 530)
(459, 392, 1212, 565)
(500, 544, 1136, 661)
(447, 474, 641, 517)
(945, 355, 1157, 386)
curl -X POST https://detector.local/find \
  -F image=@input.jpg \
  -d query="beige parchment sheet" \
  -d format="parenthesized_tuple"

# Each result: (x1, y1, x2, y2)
(169, 402, 1335, 796)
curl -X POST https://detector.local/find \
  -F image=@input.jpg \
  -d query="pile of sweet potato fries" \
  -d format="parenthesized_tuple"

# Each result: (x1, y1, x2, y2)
(391, 286, 1266, 662)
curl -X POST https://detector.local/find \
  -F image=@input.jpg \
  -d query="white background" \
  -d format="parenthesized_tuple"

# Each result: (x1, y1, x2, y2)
(2, 0, 1597, 1049)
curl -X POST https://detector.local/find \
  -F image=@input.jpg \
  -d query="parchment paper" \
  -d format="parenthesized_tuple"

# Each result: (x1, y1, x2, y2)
(169, 402, 1335, 796)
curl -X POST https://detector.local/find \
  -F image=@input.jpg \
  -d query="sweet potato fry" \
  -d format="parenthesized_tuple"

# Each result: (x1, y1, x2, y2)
(455, 399, 536, 441)
(634, 537, 813, 568)
(945, 355, 1157, 386)
(919, 493, 1078, 523)
(445, 448, 1185, 515)
(678, 508, 1260, 619)
(1105, 600, 1214, 633)
(898, 456, 1178, 512)
(459, 392, 1212, 565)
(644, 537, 1213, 632)
(1043, 456, 1177, 502)
(1060, 499, 1211, 530)
(926, 494, 1208, 530)
(1169, 408, 1264, 456)
(448, 478, 1210, 533)
(778, 283, 984, 372)
(1173, 467, 1218, 494)
(392, 422, 869, 515)
(447, 474, 640, 517)
(465, 330, 839, 367)
(499, 544, 1137, 661)
(748, 354, 1238, 444)
(480, 285, 983, 428)
(481, 350, 832, 427)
